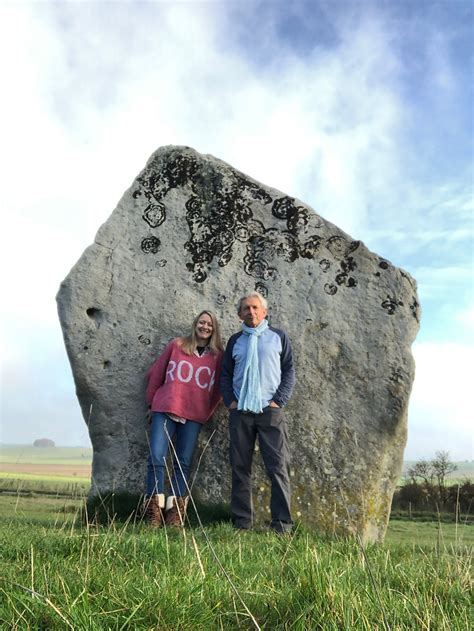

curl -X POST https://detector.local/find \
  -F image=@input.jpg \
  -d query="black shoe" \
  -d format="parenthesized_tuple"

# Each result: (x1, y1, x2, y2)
(233, 522, 251, 532)
(269, 520, 293, 535)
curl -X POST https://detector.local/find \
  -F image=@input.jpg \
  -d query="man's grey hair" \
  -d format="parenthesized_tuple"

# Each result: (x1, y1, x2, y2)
(237, 291, 268, 313)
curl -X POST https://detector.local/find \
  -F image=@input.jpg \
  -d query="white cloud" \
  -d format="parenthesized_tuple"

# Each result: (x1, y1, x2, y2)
(18, 3, 407, 238)
(456, 305, 474, 333)
(406, 341, 474, 460)
(414, 265, 473, 287)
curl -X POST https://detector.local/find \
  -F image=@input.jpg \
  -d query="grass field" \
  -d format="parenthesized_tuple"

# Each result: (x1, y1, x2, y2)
(1, 492, 473, 547)
(1, 480, 472, 629)
(0, 445, 92, 466)
(1, 446, 472, 629)
(1, 495, 472, 630)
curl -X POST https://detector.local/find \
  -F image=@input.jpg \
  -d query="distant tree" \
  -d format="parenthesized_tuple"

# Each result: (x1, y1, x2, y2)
(447, 480, 474, 513)
(401, 451, 459, 510)
(396, 482, 428, 509)
(33, 438, 55, 448)
(431, 450, 457, 499)
(407, 459, 434, 486)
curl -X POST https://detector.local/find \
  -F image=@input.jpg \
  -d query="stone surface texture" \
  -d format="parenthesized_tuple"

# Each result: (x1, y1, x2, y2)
(57, 145, 420, 542)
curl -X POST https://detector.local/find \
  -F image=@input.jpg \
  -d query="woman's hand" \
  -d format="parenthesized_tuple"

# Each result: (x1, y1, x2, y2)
(229, 401, 237, 410)
(269, 401, 280, 408)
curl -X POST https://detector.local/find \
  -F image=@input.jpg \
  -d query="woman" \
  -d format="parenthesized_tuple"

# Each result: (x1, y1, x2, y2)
(144, 310, 223, 528)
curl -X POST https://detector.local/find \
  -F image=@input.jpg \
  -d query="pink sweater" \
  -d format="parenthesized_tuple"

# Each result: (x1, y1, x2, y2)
(145, 339, 223, 423)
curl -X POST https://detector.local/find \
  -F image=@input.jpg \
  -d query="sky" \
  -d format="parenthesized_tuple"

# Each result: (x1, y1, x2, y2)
(0, 0, 472, 461)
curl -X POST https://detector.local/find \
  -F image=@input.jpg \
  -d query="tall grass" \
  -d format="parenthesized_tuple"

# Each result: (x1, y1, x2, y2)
(0, 493, 472, 630)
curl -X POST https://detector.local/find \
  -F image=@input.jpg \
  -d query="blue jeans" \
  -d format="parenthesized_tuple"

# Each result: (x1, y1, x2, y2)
(146, 412, 202, 497)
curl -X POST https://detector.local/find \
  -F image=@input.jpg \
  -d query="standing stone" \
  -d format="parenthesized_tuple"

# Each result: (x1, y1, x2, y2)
(57, 145, 420, 542)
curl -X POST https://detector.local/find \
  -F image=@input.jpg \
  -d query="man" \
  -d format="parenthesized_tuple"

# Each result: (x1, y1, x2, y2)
(221, 291, 296, 533)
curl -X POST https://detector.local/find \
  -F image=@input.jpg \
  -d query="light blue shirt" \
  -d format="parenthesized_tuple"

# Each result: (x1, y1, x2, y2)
(231, 327, 283, 408)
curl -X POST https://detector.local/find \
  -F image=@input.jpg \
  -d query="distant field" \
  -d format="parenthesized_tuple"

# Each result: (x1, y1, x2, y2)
(0, 445, 92, 465)
(1, 446, 472, 490)
(1, 462, 90, 477)
(0, 446, 92, 483)
(3, 446, 472, 473)
(386, 519, 473, 546)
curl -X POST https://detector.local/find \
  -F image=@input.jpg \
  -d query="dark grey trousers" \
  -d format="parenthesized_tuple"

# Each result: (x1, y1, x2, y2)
(229, 406, 293, 532)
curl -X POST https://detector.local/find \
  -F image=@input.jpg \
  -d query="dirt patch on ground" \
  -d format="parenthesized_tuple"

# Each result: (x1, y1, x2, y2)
(0, 463, 91, 477)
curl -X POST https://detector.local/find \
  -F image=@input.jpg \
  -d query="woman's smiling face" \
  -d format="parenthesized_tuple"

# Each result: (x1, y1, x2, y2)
(195, 313, 213, 343)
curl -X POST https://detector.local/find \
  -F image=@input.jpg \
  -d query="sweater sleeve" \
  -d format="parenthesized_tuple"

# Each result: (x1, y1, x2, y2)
(272, 331, 296, 407)
(220, 334, 238, 407)
(145, 340, 175, 406)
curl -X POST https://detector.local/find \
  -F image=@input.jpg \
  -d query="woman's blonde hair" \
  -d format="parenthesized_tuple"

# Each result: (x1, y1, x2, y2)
(179, 310, 224, 356)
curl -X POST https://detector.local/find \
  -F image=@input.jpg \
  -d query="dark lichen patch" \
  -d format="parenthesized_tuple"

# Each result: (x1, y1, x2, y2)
(141, 236, 160, 254)
(381, 295, 403, 315)
(410, 297, 420, 322)
(341, 256, 357, 273)
(389, 367, 405, 383)
(324, 283, 337, 295)
(132, 150, 417, 319)
(142, 203, 166, 228)
(254, 282, 268, 298)
(134, 153, 337, 283)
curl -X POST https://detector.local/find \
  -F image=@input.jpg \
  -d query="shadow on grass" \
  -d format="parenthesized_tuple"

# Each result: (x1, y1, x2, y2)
(85, 492, 232, 527)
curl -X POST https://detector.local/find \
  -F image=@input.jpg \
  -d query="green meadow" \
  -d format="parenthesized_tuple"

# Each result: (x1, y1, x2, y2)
(1, 448, 472, 629)
(0, 489, 472, 629)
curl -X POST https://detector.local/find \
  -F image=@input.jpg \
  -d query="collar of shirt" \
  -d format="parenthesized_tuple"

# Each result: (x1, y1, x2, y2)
(194, 345, 211, 357)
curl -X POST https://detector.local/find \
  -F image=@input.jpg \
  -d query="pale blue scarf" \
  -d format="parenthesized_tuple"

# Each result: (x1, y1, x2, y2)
(238, 319, 268, 413)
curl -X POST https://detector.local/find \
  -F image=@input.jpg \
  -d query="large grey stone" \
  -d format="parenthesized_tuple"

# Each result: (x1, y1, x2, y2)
(57, 145, 420, 542)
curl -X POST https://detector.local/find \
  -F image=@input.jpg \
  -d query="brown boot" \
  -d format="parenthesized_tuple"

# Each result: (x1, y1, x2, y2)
(143, 494, 165, 527)
(165, 496, 189, 527)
